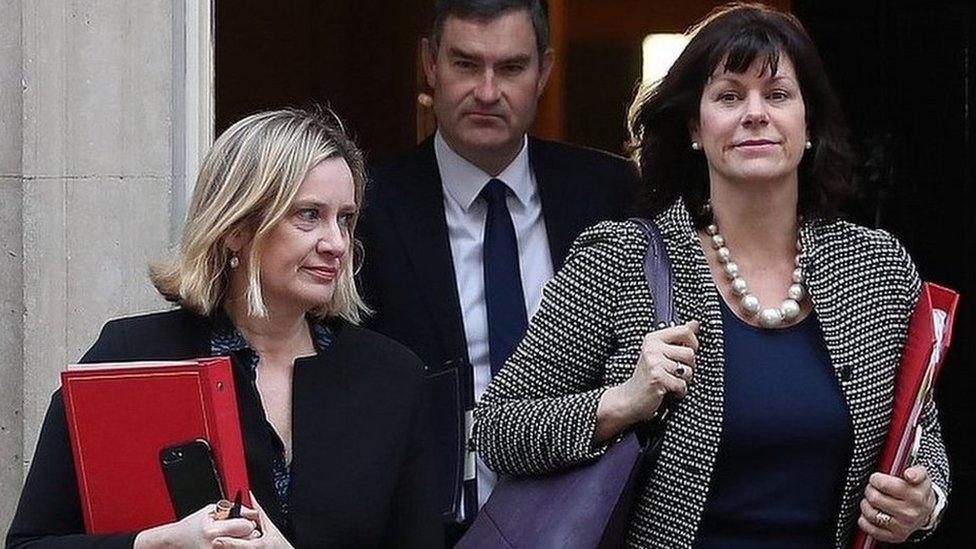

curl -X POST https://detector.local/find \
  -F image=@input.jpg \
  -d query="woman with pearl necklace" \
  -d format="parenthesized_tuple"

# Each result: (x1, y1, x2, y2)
(473, 4, 949, 547)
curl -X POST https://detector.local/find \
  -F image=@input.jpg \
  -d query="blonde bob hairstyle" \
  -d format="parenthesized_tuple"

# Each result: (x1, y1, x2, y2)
(150, 108, 369, 323)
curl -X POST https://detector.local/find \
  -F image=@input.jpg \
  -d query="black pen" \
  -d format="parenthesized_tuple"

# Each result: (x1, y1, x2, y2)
(228, 490, 242, 519)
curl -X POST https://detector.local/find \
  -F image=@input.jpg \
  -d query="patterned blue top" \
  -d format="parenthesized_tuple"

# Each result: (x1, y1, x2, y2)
(210, 314, 334, 520)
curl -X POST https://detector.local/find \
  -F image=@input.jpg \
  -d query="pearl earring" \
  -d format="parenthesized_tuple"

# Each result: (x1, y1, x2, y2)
(229, 253, 240, 269)
(805, 140, 812, 150)
(691, 141, 702, 151)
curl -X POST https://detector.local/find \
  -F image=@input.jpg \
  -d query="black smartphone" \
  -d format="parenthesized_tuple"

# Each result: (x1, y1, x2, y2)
(159, 438, 224, 519)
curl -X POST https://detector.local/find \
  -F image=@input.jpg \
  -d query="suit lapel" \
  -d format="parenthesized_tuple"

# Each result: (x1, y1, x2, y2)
(385, 139, 469, 363)
(530, 138, 576, 269)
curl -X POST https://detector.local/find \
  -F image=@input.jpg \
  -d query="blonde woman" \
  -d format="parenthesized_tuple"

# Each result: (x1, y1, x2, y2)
(7, 109, 441, 548)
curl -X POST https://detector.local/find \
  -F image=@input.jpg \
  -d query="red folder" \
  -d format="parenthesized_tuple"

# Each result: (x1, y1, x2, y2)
(853, 283, 959, 549)
(61, 356, 251, 534)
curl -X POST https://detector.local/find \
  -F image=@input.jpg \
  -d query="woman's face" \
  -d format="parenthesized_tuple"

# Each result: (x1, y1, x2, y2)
(253, 157, 357, 314)
(692, 53, 808, 187)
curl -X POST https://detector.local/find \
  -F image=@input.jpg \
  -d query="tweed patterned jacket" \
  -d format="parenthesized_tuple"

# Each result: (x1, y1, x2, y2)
(474, 200, 950, 548)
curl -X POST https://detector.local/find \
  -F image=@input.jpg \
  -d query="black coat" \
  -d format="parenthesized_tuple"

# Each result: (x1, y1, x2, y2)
(6, 308, 442, 549)
(356, 136, 638, 522)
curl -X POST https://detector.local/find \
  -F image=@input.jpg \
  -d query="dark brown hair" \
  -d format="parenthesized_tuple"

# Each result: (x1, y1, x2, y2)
(628, 2, 855, 225)
(431, 0, 550, 61)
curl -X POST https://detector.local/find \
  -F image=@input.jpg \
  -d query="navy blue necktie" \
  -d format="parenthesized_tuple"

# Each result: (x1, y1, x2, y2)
(481, 178, 528, 376)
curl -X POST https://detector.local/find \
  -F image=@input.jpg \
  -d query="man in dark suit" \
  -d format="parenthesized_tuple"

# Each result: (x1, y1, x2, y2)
(357, 0, 637, 540)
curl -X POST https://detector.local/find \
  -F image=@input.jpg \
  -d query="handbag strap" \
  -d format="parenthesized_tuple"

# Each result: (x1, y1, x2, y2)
(629, 218, 679, 440)
(629, 218, 675, 324)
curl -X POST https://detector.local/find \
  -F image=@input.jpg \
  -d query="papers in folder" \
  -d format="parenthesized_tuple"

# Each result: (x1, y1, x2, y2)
(854, 282, 959, 549)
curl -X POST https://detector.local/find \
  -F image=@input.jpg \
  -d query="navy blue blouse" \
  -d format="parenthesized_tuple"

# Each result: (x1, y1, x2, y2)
(210, 314, 334, 521)
(695, 301, 854, 548)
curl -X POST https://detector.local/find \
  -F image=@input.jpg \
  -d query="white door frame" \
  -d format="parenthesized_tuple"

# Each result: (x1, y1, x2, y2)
(172, 0, 215, 237)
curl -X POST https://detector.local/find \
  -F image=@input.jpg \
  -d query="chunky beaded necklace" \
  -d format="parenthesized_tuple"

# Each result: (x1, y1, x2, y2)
(705, 221, 807, 328)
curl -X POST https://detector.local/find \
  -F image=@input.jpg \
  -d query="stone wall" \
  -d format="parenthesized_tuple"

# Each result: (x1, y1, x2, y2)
(1, 1, 180, 534)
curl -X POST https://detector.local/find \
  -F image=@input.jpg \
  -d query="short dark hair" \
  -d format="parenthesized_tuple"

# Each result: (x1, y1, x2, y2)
(430, 0, 550, 61)
(627, 2, 855, 225)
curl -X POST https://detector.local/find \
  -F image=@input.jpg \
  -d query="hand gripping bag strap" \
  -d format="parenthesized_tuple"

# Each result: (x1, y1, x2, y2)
(458, 219, 675, 549)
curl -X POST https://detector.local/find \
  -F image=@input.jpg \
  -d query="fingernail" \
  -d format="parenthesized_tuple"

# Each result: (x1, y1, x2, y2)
(214, 541, 224, 548)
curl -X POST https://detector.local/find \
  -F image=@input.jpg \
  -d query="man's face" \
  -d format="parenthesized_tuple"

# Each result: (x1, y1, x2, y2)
(423, 10, 553, 167)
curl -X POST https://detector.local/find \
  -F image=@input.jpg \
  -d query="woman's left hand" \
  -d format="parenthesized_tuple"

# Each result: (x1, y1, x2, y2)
(857, 465, 937, 543)
(212, 493, 294, 549)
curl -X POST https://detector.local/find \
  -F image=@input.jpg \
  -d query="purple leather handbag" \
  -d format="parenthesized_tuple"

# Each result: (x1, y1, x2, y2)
(457, 219, 676, 549)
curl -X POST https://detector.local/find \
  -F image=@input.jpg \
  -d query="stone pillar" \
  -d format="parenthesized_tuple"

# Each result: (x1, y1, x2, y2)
(1, 0, 26, 534)
(2, 0, 182, 534)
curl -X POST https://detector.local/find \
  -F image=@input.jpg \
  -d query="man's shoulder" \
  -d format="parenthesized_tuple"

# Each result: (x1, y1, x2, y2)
(368, 138, 436, 185)
(529, 138, 638, 207)
(529, 137, 638, 195)
(361, 140, 439, 228)
(528, 137, 633, 170)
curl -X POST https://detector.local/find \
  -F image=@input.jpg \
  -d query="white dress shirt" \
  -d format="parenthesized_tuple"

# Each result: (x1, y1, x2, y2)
(434, 130, 555, 510)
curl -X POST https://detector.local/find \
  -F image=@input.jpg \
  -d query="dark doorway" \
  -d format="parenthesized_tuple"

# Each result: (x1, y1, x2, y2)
(795, 1, 973, 547)
(215, 0, 431, 162)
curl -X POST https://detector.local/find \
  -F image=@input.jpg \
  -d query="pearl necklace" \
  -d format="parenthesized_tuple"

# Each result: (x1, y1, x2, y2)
(705, 222, 807, 328)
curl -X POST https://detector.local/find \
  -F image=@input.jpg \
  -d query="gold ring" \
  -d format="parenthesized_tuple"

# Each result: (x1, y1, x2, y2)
(874, 510, 893, 528)
(210, 499, 233, 521)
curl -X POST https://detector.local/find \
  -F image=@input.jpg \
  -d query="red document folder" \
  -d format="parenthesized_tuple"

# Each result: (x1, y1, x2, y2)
(853, 283, 959, 549)
(61, 356, 251, 534)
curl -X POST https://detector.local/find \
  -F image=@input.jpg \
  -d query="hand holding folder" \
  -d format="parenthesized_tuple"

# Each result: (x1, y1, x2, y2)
(61, 356, 251, 534)
(853, 282, 959, 549)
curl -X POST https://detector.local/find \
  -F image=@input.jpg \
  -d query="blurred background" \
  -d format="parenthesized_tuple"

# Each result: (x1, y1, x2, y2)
(1, 1, 971, 545)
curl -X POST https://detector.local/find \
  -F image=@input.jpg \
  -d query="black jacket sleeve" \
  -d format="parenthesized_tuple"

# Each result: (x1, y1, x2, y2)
(5, 322, 139, 549)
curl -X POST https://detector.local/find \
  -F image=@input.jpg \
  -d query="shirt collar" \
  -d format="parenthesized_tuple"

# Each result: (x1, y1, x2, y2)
(209, 312, 334, 357)
(434, 130, 533, 212)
